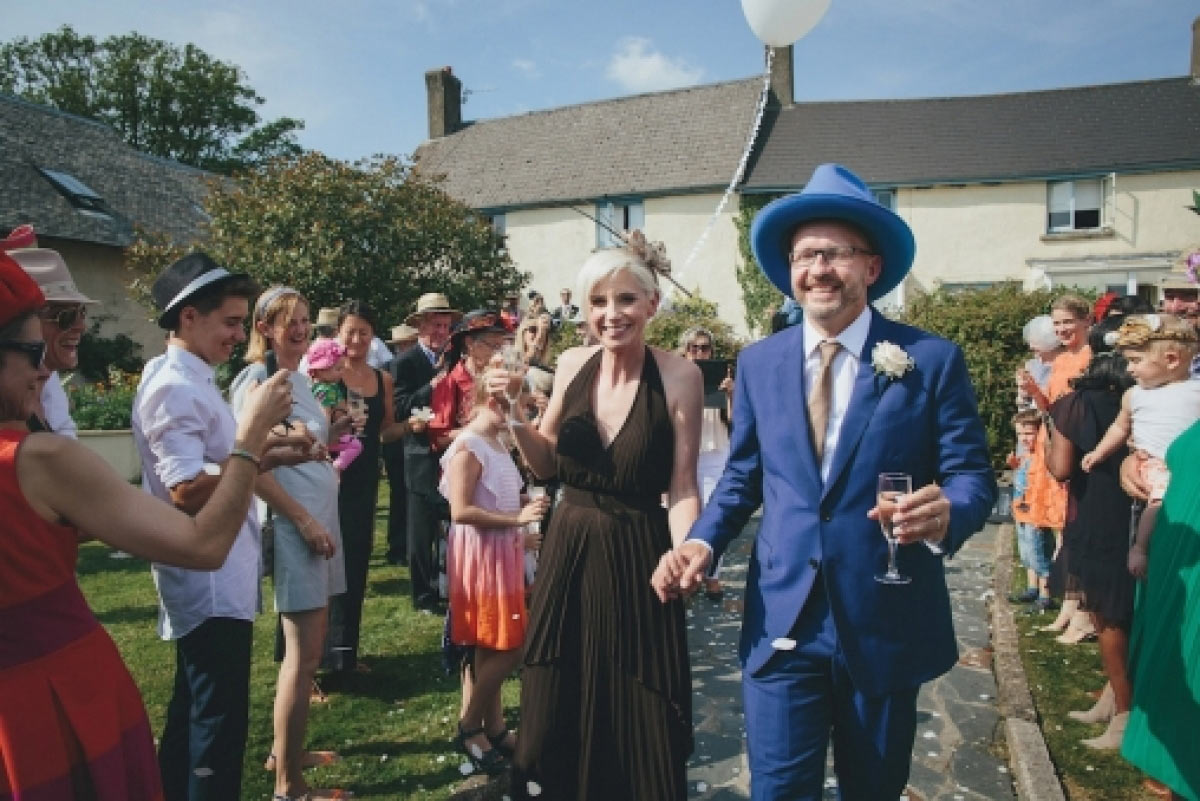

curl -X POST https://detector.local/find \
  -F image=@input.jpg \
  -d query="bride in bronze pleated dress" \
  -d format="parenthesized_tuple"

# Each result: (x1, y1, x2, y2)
(497, 237, 703, 800)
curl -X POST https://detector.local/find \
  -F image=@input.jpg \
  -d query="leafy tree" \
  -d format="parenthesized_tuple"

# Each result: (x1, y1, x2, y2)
(75, 313, 144, 382)
(0, 25, 302, 173)
(734, 193, 786, 336)
(126, 153, 526, 342)
(646, 292, 742, 357)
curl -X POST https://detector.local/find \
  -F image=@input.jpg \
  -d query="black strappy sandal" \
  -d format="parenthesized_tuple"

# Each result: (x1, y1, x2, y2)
(487, 726, 516, 758)
(455, 723, 509, 776)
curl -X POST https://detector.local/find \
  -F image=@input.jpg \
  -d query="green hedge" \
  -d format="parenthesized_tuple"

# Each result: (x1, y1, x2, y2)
(899, 282, 1072, 469)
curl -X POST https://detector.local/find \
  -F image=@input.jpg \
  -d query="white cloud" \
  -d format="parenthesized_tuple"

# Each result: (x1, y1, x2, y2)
(604, 37, 703, 93)
(512, 57, 540, 78)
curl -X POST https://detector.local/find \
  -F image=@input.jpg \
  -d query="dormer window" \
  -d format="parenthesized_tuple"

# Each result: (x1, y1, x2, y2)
(38, 168, 112, 218)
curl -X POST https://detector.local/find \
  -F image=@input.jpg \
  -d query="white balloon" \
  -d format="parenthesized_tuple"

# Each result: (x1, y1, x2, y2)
(741, 0, 831, 47)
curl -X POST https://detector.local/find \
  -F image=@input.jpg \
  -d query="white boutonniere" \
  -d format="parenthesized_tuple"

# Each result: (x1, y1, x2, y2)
(411, 406, 434, 422)
(871, 341, 914, 380)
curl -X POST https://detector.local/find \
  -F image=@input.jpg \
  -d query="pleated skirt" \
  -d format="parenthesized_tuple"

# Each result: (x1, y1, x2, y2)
(512, 488, 692, 801)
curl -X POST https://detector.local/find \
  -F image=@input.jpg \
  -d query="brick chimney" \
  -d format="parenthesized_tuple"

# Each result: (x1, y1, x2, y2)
(768, 45, 794, 107)
(1192, 15, 1200, 83)
(425, 66, 462, 139)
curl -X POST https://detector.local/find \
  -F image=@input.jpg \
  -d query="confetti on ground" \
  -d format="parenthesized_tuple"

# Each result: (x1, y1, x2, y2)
(527, 780, 543, 796)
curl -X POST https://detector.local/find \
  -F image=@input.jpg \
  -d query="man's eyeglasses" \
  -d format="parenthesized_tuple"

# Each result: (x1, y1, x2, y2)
(0, 340, 46, 369)
(686, 342, 713, 354)
(39, 304, 87, 330)
(789, 247, 875, 268)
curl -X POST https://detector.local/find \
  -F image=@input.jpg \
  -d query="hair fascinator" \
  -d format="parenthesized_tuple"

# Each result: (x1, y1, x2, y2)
(1115, 313, 1197, 348)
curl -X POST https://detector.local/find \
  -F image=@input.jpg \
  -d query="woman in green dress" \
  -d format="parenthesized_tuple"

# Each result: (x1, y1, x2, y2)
(1121, 418, 1200, 800)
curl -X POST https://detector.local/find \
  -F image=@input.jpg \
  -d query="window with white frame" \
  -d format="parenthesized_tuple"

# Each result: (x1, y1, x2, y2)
(872, 188, 896, 210)
(595, 199, 644, 248)
(1047, 177, 1110, 232)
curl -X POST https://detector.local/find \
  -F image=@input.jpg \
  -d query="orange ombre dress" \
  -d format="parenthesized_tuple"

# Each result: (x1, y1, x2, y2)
(439, 432, 528, 651)
(0, 429, 162, 801)
(1015, 345, 1092, 530)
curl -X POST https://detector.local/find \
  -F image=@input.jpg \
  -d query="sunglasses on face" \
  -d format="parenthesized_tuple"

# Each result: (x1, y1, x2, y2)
(0, 340, 47, 369)
(687, 342, 713, 354)
(40, 304, 87, 330)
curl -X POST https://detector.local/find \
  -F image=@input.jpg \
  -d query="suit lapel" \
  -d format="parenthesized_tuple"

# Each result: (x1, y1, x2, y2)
(822, 310, 887, 499)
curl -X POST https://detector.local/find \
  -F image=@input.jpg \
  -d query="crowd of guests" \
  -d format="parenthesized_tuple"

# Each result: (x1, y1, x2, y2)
(2, 152, 1199, 801)
(1007, 291, 1200, 799)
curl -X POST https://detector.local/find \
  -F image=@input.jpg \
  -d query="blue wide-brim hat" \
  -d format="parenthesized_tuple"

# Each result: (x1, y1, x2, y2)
(750, 163, 915, 302)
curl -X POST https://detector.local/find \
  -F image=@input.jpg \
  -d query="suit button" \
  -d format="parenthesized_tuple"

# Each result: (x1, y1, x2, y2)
(821, 513, 832, 522)
(809, 558, 821, 569)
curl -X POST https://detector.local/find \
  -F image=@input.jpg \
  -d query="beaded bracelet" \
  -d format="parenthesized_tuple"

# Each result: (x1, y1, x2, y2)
(229, 448, 261, 470)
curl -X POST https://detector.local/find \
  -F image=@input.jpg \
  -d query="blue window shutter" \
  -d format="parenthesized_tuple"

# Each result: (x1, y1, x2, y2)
(628, 201, 645, 232)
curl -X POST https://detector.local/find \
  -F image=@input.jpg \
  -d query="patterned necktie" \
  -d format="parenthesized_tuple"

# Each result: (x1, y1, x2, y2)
(808, 340, 842, 463)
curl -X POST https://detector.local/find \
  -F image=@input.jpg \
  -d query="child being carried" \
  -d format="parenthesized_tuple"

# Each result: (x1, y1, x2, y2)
(1081, 314, 1200, 577)
(305, 338, 363, 473)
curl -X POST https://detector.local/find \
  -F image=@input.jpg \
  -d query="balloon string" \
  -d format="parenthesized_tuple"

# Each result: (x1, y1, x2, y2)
(671, 47, 774, 294)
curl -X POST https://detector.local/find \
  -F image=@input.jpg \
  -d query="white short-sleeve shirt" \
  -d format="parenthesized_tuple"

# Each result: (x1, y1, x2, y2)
(41, 372, 77, 438)
(133, 344, 260, 640)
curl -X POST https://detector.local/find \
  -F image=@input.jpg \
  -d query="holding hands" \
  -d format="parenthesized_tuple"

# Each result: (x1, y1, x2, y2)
(651, 541, 712, 603)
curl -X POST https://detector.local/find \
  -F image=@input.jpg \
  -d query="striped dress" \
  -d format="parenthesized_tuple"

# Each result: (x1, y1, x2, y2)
(0, 429, 162, 801)
(439, 432, 528, 651)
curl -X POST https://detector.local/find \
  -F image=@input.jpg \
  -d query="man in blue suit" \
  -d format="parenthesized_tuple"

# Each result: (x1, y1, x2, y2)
(652, 163, 995, 800)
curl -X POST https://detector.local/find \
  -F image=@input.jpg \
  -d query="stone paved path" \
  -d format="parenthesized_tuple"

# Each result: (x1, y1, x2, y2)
(685, 520, 1016, 800)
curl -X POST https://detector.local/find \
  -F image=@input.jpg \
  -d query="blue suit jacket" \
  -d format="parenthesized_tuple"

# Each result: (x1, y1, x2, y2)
(688, 309, 996, 697)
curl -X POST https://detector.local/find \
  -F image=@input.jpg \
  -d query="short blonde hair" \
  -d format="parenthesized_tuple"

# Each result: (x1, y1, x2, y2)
(576, 247, 660, 305)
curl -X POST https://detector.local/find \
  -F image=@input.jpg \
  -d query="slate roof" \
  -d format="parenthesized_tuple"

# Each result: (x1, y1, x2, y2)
(743, 77, 1200, 191)
(0, 93, 214, 247)
(413, 77, 764, 210)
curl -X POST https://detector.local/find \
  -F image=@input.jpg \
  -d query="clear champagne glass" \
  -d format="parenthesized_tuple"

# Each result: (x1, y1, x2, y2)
(499, 344, 525, 424)
(346, 389, 367, 438)
(526, 485, 546, 535)
(875, 472, 913, 585)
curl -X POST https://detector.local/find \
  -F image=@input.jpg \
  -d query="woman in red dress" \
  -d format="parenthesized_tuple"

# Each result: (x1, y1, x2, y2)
(0, 252, 294, 800)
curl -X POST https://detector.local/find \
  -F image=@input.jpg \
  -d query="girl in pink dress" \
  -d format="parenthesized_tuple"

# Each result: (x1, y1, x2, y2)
(439, 383, 548, 775)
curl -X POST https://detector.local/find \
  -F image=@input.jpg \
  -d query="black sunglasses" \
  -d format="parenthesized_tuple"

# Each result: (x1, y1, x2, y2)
(0, 340, 46, 369)
(40, 304, 87, 330)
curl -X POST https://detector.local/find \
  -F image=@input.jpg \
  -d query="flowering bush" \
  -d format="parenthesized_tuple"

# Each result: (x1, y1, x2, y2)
(67, 368, 139, 430)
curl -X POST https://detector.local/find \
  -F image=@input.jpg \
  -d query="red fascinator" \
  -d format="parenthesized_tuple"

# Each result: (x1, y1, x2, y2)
(0, 251, 47, 329)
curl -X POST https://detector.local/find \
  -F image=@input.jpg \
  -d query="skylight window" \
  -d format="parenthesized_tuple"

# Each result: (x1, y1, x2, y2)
(38, 168, 111, 217)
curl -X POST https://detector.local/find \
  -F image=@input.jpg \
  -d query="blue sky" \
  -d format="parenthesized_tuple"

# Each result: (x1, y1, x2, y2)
(9, 1, 1198, 162)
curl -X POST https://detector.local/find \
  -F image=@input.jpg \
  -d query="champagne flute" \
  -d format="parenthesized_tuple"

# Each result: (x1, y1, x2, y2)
(875, 472, 913, 585)
(346, 389, 367, 438)
(524, 485, 547, 581)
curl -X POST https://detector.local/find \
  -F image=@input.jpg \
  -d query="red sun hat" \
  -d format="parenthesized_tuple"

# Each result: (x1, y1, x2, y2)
(0, 251, 46, 329)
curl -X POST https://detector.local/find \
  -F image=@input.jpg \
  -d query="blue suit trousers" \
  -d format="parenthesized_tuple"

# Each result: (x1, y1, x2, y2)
(743, 584, 919, 801)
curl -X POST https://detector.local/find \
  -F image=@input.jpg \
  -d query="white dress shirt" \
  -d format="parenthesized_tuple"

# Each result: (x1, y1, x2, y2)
(133, 345, 260, 640)
(802, 306, 872, 483)
(367, 336, 393, 370)
(40, 372, 77, 438)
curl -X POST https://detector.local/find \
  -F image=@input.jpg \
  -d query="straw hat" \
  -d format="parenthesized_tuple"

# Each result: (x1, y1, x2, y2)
(404, 292, 462, 327)
(387, 323, 419, 345)
(315, 307, 340, 328)
(8, 247, 98, 305)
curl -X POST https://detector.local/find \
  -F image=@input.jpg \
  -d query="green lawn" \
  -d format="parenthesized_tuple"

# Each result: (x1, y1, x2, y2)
(1010, 552, 1156, 800)
(78, 479, 516, 800)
